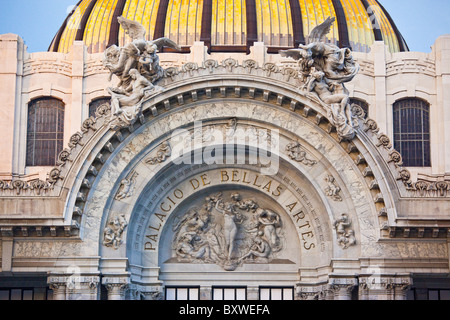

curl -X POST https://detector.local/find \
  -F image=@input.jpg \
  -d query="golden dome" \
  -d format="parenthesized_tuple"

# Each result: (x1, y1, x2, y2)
(49, 0, 408, 54)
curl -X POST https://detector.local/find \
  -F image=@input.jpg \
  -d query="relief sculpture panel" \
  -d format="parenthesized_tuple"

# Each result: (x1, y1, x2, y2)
(170, 192, 286, 271)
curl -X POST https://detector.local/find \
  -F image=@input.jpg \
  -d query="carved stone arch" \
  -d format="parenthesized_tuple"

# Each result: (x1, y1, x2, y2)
(63, 100, 397, 288)
(46, 68, 413, 295)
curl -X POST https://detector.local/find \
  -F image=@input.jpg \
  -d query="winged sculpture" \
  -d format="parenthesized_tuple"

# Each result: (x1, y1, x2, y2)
(102, 16, 181, 129)
(280, 17, 360, 141)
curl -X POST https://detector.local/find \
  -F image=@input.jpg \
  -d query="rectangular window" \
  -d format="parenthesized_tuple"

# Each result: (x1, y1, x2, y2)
(212, 287, 247, 300)
(393, 99, 431, 167)
(26, 98, 65, 167)
(0, 288, 48, 300)
(165, 287, 200, 300)
(259, 287, 294, 300)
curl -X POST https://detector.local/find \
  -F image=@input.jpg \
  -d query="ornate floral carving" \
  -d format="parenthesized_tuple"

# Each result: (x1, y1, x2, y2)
(263, 62, 279, 77)
(68, 132, 84, 149)
(203, 59, 218, 73)
(242, 59, 258, 73)
(222, 58, 238, 72)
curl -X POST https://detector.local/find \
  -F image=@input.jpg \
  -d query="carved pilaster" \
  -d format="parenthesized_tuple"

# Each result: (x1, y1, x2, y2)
(47, 279, 67, 300)
(328, 277, 358, 300)
(358, 274, 412, 300)
(48, 275, 100, 300)
(296, 284, 328, 300)
(102, 276, 130, 300)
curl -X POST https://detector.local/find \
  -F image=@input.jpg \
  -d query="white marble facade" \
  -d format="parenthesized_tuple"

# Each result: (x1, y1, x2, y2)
(0, 34, 450, 300)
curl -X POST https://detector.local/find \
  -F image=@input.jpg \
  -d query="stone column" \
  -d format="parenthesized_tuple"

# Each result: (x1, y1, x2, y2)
(69, 41, 85, 144)
(102, 276, 130, 300)
(328, 277, 358, 300)
(372, 41, 389, 137)
(0, 34, 24, 175)
(433, 35, 450, 173)
(48, 274, 100, 300)
(67, 276, 100, 300)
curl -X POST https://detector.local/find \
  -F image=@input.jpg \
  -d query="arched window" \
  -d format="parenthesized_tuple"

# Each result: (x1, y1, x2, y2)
(89, 97, 111, 118)
(393, 98, 431, 167)
(350, 98, 369, 119)
(26, 98, 65, 166)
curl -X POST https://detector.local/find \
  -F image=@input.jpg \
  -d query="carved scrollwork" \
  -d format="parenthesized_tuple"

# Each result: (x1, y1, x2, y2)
(283, 67, 298, 81)
(388, 150, 403, 166)
(263, 63, 279, 77)
(94, 102, 112, 118)
(203, 59, 218, 73)
(56, 149, 71, 166)
(376, 134, 392, 149)
(164, 67, 179, 80)
(222, 58, 238, 72)
(81, 116, 97, 133)
(68, 132, 84, 149)
(182, 62, 198, 76)
(242, 59, 258, 73)
(364, 118, 379, 134)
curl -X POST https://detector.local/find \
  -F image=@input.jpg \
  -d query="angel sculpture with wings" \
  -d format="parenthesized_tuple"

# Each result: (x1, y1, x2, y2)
(103, 16, 180, 128)
(280, 17, 360, 140)
(103, 16, 181, 90)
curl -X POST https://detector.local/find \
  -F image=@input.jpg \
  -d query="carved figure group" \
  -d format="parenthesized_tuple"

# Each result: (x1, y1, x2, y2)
(103, 214, 128, 249)
(103, 16, 180, 128)
(333, 213, 356, 249)
(172, 193, 284, 271)
(280, 17, 360, 140)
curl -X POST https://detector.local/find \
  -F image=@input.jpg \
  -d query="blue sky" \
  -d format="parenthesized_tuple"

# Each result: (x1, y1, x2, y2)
(0, 0, 449, 53)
